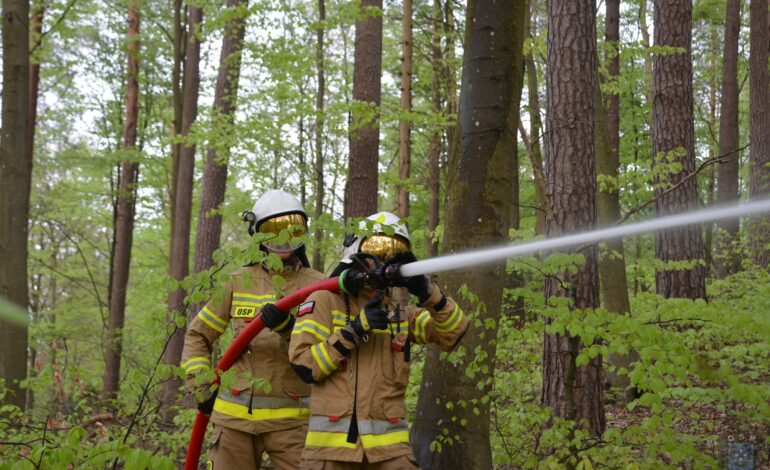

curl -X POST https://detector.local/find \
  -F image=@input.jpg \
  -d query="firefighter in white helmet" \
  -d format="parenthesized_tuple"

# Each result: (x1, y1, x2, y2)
(289, 211, 468, 469)
(181, 189, 325, 469)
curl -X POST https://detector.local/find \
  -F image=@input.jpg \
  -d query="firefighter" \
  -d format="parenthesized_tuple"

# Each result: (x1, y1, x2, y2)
(288, 211, 468, 469)
(181, 189, 325, 469)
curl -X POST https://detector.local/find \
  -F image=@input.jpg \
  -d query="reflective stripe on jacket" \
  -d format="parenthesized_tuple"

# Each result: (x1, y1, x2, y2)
(288, 286, 468, 463)
(181, 261, 325, 435)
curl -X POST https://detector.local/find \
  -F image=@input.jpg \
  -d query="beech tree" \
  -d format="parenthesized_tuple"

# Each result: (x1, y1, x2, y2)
(0, 0, 31, 409)
(411, 0, 526, 467)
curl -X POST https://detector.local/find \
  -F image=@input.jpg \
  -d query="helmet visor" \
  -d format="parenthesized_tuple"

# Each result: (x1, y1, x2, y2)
(359, 235, 410, 262)
(259, 213, 307, 252)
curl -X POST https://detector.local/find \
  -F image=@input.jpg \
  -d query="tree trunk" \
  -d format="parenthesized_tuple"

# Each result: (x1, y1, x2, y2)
(522, 0, 547, 235)
(597, 0, 635, 399)
(715, 0, 741, 278)
(0, 0, 31, 410)
(541, 0, 605, 439)
(103, 1, 141, 402)
(344, 0, 382, 218)
(749, 0, 770, 268)
(313, 0, 326, 271)
(168, 0, 185, 224)
(652, 0, 706, 300)
(427, 0, 442, 258)
(193, 0, 247, 280)
(443, 0, 459, 167)
(397, 0, 413, 219)
(163, 5, 203, 418)
(411, 1, 526, 468)
(28, 3, 44, 164)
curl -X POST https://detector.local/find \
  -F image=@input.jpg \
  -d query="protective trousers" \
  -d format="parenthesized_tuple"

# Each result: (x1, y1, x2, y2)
(298, 456, 419, 470)
(207, 424, 307, 469)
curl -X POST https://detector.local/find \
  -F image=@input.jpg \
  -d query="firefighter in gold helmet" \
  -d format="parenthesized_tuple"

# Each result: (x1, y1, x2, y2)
(288, 212, 468, 469)
(181, 189, 325, 469)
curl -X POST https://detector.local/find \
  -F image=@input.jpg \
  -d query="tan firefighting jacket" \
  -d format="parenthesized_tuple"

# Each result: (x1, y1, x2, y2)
(288, 285, 468, 463)
(181, 261, 325, 435)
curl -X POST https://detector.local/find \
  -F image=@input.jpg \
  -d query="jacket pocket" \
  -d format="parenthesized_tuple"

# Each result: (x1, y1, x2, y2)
(309, 393, 352, 417)
(381, 337, 410, 387)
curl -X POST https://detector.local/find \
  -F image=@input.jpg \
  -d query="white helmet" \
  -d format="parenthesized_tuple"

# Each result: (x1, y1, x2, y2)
(242, 190, 307, 253)
(341, 211, 411, 263)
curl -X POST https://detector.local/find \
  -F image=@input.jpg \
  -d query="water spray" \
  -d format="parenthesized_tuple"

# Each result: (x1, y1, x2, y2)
(399, 199, 770, 277)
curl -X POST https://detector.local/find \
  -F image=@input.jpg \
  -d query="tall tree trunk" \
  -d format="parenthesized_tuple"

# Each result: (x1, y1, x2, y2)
(652, 0, 706, 300)
(427, 0, 442, 258)
(598, 0, 635, 399)
(749, 0, 770, 268)
(163, 5, 203, 418)
(103, 1, 141, 402)
(28, 3, 44, 164)
(313, 0, 326, 270)
(411, 1, 526, 467)
(397, 0, 413, 219)
(344, 0, 382, 218)
(521, 0, 547, 235)
(705, 26, 718, 272)
(168, 0, 185, 224)
(0, 0, 31, 410)
(193, 0, 247, 280)
(443, 0, 459, 165)
(715, 0, 741, 278)
(541, 0, 605, 439)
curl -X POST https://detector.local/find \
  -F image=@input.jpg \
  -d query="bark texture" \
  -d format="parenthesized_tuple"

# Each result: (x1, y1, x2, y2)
(652, 0, 706, 299)
(103, 2, 141, 402)
(163, 6, 203, 417)
(313, 0, 326, 270)
(397, 0, 413, 219)
(411, 1, 526, 467)
(427, 0, 442, 258)
(0, 0, 31, 409)
(749, 0, 770, 268)
(193, 0, 247, 279)
(344, 0, 382, 218)
(715, 0, 741, 278)
(542, 0, 605, 437)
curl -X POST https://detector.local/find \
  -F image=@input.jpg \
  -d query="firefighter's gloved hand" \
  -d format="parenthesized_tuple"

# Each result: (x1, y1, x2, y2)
(261, 303, 292, 332)
(347, 294, 388, 341)
(196, 388, 218, 415)
(384, 251, 432, 303)
(339, 269, 366, 296)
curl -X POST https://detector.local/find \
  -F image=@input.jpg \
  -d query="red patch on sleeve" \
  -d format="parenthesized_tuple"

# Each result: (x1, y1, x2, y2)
(297, 301, 315, 317)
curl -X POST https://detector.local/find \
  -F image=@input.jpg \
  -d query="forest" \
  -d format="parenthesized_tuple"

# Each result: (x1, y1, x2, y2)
(1, 0, 770, 467)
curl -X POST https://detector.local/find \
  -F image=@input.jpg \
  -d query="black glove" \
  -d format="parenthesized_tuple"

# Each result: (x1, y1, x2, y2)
(197, 388, 219, 415)
(349, 294, 389, 339)
(261, 303, 292, 331)
(384, 251, 431, 302)
(339, 269, 366, 296)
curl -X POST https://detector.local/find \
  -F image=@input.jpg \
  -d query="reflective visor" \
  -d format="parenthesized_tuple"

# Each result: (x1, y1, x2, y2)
(259, 214, 307, 253)
(258, 213, 307, 237)
(359, 235, 410, 262)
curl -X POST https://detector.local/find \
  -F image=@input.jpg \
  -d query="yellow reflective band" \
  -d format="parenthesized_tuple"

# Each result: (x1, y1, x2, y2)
(305, 431, 357, 449)
(181, 356, 210, 369)
(371, 321, 409, 334)
(213, 399, 310, 422)
(435, 304, 463, 333)
(360, 430, 410, 448)
(185, 363, 210, 373)
(233, 292, 274, 300)
(331, 310, 348, 323)
(358, 311, 370, 331)
(198, 308, 226, 333)
(292, 319, 331, 341)
(414, 311, 431, 343)
(311, 344, 335, 376)
(273, 314, 292, 332)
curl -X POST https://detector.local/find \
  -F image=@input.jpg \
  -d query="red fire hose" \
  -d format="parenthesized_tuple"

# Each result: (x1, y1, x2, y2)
(184, 277, 341, 470)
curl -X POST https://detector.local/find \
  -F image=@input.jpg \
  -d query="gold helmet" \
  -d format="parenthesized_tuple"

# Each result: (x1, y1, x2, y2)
(243, 190, 307, 253)
(342, 211, 411, 263)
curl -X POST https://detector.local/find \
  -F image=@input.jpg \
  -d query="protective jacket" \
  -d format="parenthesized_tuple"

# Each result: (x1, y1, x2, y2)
(288, 285, 467, 463)
(181, 261, 325, 435)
